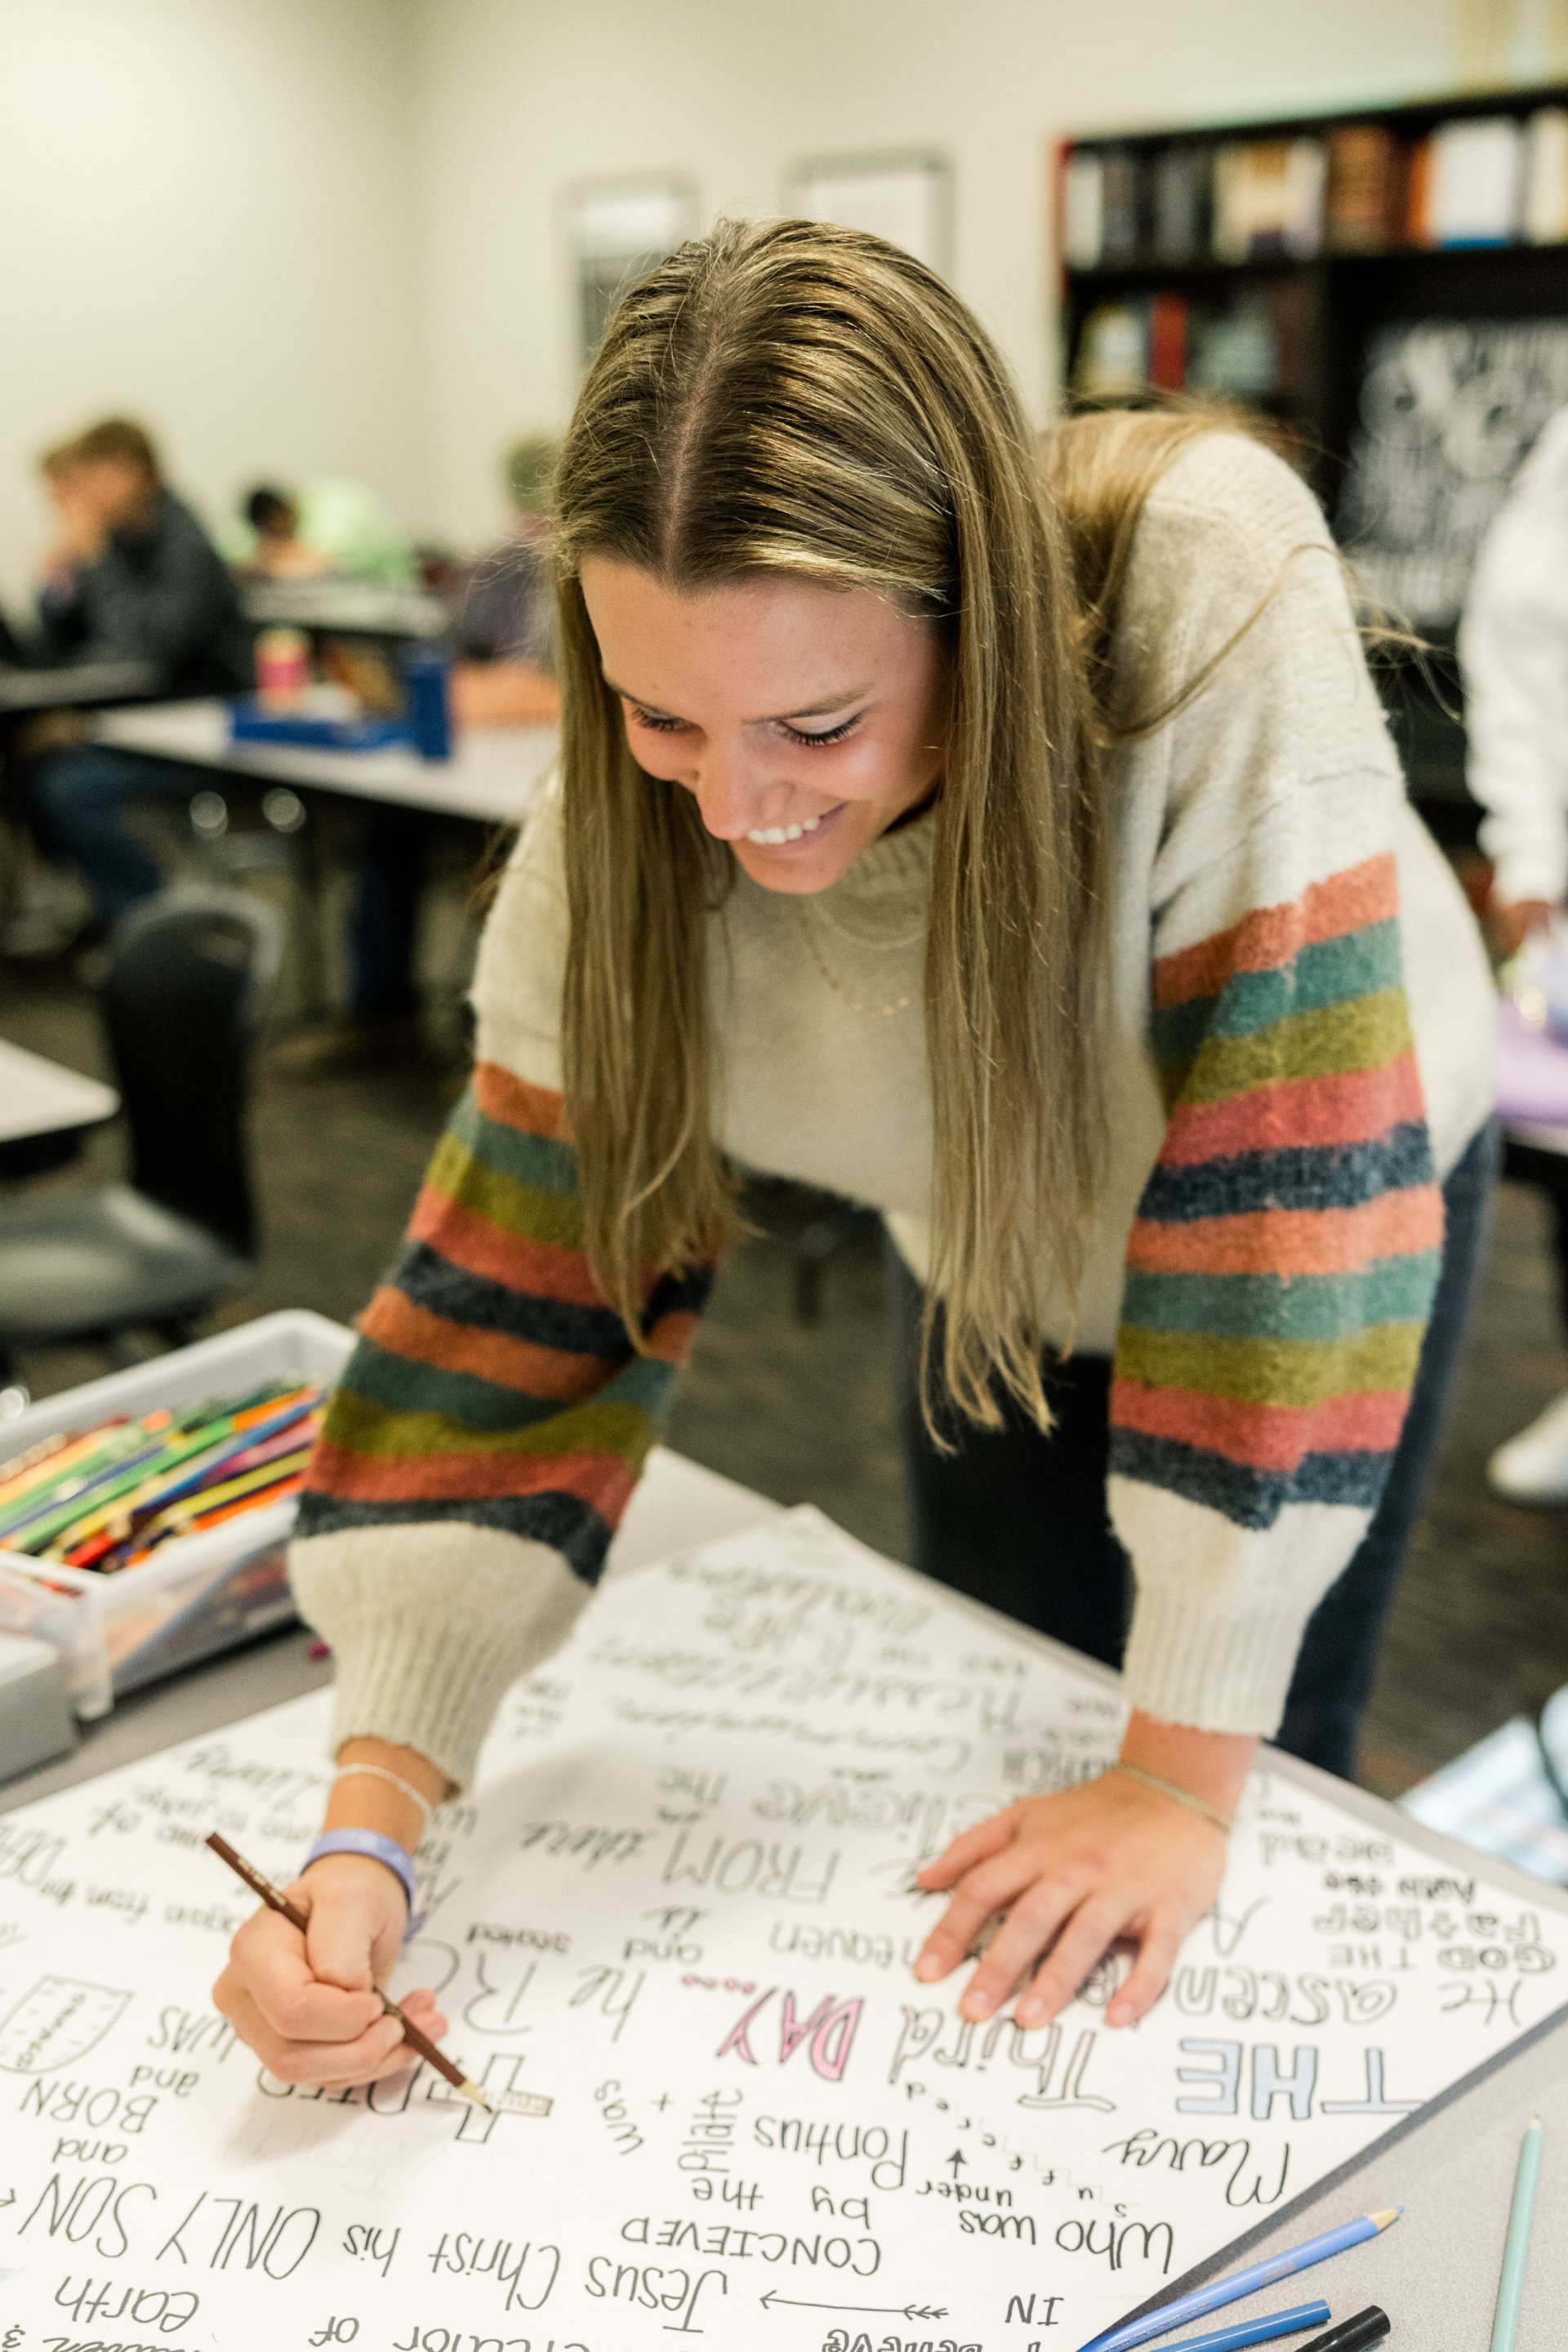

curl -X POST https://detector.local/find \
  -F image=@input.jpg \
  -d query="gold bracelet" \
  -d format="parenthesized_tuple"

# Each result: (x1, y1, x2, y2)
(1109, 1761, 1235, 1837)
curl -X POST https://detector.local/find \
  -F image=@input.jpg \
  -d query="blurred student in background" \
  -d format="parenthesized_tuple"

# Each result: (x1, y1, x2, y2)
(23, 417, 250, 929)
(1460, 404, 1568, 1501)
(238, 487, 331, 581)
(450, 433, 559, 726)
(232, 479, 416, 586)
(285, 437, 561, 1074)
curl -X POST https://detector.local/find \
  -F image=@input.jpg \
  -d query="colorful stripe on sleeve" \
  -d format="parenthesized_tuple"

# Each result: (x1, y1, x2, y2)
(1109, 852, 1443, 1530)
(294, 1060, 712, 1584)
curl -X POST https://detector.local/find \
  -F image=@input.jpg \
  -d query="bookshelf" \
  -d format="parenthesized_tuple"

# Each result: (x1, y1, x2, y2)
(1057, 83, 1568, 836)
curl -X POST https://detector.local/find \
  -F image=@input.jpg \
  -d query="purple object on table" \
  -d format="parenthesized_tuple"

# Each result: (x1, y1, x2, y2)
(1495, 996, 1568, 1128)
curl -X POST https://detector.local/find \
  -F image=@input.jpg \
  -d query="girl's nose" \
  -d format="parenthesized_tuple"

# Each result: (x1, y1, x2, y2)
(689, 745, 760, 841)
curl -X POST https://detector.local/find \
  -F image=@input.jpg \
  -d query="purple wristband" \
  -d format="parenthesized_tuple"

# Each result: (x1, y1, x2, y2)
(305, 1829, 424, 1938)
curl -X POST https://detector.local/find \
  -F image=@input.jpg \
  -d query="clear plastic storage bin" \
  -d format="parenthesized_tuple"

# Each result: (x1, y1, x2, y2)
(0, 1310, 353, 1718)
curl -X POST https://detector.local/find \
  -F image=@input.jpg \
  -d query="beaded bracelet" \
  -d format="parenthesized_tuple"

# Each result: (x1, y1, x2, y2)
(304, 1829, 425, 1939)
(332, 1762, 436, 1836)
(1109, 1761, 1235, 1838)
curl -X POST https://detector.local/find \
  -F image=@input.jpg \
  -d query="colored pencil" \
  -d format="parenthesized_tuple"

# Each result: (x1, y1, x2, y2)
(1490, 2118, 1544, 2352)
(1161, 2302, 1330, 2352)
(57, 1405, 319, 1560)
(0, 1384, 324, 1564)
(1076, 2211, 1401, 2352)
(203, 1834, 492, 2112)
(39, 1394, 317, 1555)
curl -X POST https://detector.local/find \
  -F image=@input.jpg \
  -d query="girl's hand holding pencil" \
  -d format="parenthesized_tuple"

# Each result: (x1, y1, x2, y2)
(214, 1736, 457, 2091)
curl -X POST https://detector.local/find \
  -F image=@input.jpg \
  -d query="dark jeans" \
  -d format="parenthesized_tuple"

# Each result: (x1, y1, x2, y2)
(890, 1120, 1499, 1780)
(28, 744, 192, 922)
(1499, 1132, 1568, 1336)
(31, 745, 428, 1019)
(351, 806, 431, 1022)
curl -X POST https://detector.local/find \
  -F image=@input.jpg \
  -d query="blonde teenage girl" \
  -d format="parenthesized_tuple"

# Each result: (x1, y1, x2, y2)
(216, 222, 1493, 2090)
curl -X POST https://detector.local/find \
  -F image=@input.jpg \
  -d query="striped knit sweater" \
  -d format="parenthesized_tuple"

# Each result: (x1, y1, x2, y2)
(292, 434, 1493, 1788)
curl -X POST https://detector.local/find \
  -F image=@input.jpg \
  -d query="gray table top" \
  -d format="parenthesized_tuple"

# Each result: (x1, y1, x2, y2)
(94, 697, 558, 824)
(1120, 1994, 1568, 2350)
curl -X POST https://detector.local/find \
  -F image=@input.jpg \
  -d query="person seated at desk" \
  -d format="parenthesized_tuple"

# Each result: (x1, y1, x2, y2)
(216, 222, 1494, 2090)
(232, 477, 416, 588)
(20, 416, 250, 929)
(449, 434, 560, 728)
(238, 487, 332, 581)
(283, 441, 561, 1075)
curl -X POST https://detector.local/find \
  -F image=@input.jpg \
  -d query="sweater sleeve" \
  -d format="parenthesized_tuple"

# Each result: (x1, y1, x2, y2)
(1107, 441, 1449, 1738)
(289, 1061, 712, 1789)
(1458, 408, 1568, 908)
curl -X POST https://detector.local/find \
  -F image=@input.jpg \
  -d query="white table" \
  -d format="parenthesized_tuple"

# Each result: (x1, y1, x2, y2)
(0, 657, 159, 715)
(95, 697, 558, 826)
(5, 1447, 1568, 2342)
(0, 1036, 118, 1147)
(239, 578, 448, 639)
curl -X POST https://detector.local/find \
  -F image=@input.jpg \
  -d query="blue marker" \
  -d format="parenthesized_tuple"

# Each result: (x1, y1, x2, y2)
(1160, 2302, 1330, 2352)
(1076, 2209, 1401, 2352)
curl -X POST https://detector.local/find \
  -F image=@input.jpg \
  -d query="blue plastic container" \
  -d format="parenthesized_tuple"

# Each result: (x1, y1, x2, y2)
(229, 701, 408, 751)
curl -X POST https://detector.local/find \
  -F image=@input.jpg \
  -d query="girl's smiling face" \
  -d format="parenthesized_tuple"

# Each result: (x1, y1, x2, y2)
(579, 555, 948, 893)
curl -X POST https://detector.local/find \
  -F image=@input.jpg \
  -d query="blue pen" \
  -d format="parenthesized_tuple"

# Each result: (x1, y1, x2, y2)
(1160, 2302, 1330, 2352)
(1076, 2210, 1401, 2352)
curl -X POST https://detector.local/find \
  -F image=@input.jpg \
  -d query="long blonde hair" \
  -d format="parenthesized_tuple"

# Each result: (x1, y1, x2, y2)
(553, 218, 1221, 1429)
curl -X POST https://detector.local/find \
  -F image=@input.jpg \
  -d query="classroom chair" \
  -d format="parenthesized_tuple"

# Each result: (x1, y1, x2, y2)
(0, 886, 281, 1391)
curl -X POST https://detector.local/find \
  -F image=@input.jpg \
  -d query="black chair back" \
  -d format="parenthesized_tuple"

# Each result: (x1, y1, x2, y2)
(102, 888, 282, 1257)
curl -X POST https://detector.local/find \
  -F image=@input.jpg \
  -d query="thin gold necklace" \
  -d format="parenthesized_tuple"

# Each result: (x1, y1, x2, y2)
(793, 901, 916, 1019)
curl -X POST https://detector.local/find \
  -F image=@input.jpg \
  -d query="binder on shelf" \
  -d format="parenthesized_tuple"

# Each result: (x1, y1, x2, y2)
(1424, 115, 1523, 246)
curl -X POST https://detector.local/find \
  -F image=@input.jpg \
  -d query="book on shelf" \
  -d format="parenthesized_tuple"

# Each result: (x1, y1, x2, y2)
(1153, 144, 1209, 262)
(1099, 145, 1143, 262)
(1212, 137, 1325, 261)
(1524, 109, 1568, 243)
(1188, 299, 1278, 399)
(1418, 114, 1523, 246)
(1325, 122, 1407, 252)
(1062, 148, 1105, 269)
(1074, 301, 1147, 399)
(1147, 290, 1188, 390)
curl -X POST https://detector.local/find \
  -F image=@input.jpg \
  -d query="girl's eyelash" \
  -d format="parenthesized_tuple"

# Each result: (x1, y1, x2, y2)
(782, 715, 860, 748)
(627, 704, 861, 748)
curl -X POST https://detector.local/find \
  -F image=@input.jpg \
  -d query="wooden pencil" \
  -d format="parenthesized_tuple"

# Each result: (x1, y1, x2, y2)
(204, 1833, 492, 2111)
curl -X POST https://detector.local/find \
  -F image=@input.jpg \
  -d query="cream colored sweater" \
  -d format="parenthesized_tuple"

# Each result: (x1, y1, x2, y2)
(291, 434, 1494, 1789)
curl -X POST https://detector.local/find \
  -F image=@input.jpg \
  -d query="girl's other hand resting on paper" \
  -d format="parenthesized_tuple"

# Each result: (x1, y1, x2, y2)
(913, 1717, 1256, 2030)
(213, 1738, 449, 2087)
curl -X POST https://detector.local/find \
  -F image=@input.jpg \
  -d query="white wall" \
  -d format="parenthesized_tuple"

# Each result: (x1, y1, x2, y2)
(408, 0, 1468, 553)
(0, 0, 424, 610)
(0, 0, 1517, 594)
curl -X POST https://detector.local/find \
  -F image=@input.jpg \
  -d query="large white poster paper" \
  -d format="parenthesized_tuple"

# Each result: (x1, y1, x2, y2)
(2, 1508, 1565, 2352)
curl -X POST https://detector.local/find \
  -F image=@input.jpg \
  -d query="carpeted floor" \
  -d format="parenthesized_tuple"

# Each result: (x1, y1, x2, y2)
(4, 895, 1567, 1804)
